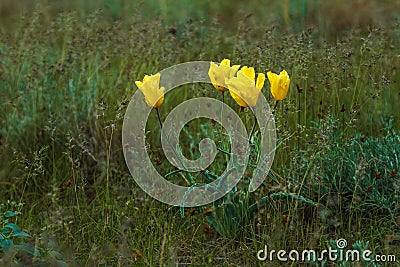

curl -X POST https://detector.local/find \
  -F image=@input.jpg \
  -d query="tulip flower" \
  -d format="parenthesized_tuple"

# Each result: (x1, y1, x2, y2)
(135, 73, 165, 108)
(208, 59, 240, 102)
(267, 70, 290, 101)
(226, 66, 265, 107)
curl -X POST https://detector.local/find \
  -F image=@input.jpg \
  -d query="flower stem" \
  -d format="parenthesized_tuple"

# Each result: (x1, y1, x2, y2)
(249, 111, 257, 143)
(156, 108, 163, 128)
(273, 100, 279, 110)
(222, 91, 225, 103)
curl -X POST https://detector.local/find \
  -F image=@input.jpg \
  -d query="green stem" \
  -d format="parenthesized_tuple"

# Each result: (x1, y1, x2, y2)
(217, 146, 231, 155)
(297, 92, 301, 153)
(156, 108, 163, 128)
(249, 115, 257, 143)
(273, 100, 279, 110)
(165, 169, 184, 178)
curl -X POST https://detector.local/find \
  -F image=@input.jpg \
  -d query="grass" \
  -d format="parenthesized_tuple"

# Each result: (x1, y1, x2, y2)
(0, 0, 399, 266)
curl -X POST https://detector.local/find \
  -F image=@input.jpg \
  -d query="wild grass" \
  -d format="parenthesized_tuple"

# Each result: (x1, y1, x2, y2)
(0, 1, 399, 266)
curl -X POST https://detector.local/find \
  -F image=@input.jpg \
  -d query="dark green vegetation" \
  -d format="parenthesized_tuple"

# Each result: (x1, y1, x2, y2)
(0, 0, 399, 266)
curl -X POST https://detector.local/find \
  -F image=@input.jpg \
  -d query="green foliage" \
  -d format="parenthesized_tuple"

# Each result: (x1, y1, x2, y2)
(206, 189, 318, 237)
(0, 201, 67, 266)
(0, 201, 29, 253)
(179, 122, 318, 238)
(206, 190, 250, 238)
(295, 118, 399, 216)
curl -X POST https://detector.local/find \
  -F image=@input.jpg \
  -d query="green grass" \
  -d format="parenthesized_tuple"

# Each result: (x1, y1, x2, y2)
(0, 1, 399, 266)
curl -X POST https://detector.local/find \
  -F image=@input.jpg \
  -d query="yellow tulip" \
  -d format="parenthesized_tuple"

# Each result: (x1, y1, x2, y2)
(267, 70, 290, 101)
(226, 66, 265, 107)
(208, 59, 240, 92)
(135, 73, 165, 108)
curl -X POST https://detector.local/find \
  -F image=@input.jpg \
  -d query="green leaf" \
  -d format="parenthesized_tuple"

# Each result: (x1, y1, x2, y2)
(50, 250, 64, 259)
(55, 260, 68, 267)
(206, 216, 221, 235)
(269, 192, 317, 206)
(4, 211, 13, 217)
(5, 223, 21, 232)
(1, 238, 13, 252)
(14, 243, 41, 256)
(1, 228, 10, 235)
(4, 211, 19, 217)
(11, 231, 31, 238)
(249, 196, 269, 215)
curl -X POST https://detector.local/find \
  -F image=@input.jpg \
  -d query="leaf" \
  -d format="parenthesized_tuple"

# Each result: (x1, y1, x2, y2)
(50, 250, 64, 259)
(269, 192, 317, 206)
(4, 211, 19, 217)
(55, 260, 68, 267)
(1, 238, 13, 252)
(206, 216, 221, 235)
(14, 243, 41, 256)
(249, 196, 269, 215)
(11, 231, 31, 238)
(5, 223, 21, 232)
(1, 228, 10, 235)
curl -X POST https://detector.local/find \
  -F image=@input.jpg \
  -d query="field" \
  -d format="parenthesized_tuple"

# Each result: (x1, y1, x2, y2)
(0, 0, 399, 266)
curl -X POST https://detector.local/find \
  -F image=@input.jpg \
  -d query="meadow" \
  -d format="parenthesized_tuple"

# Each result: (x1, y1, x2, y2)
(0, 0, 399, 266)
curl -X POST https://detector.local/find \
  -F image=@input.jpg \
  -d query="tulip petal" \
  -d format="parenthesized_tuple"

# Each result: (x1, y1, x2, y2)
(135, 73, 164, 108)
(231, 65, 240, 71)
(239, 66, 255, 81)
(268, 70, 290, 101)
(221, 58, 230, 66)
(135, 80, 143, 89)
(208, 59, 240, 92)
(208, 62, 220, 89)
(256, 73, 265, 90)
(267, 71, 278, 84)
(227, 74, 260, 107)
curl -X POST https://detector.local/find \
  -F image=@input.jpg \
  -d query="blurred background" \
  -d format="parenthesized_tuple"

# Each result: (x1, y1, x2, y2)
(1, 0, 399, 37)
